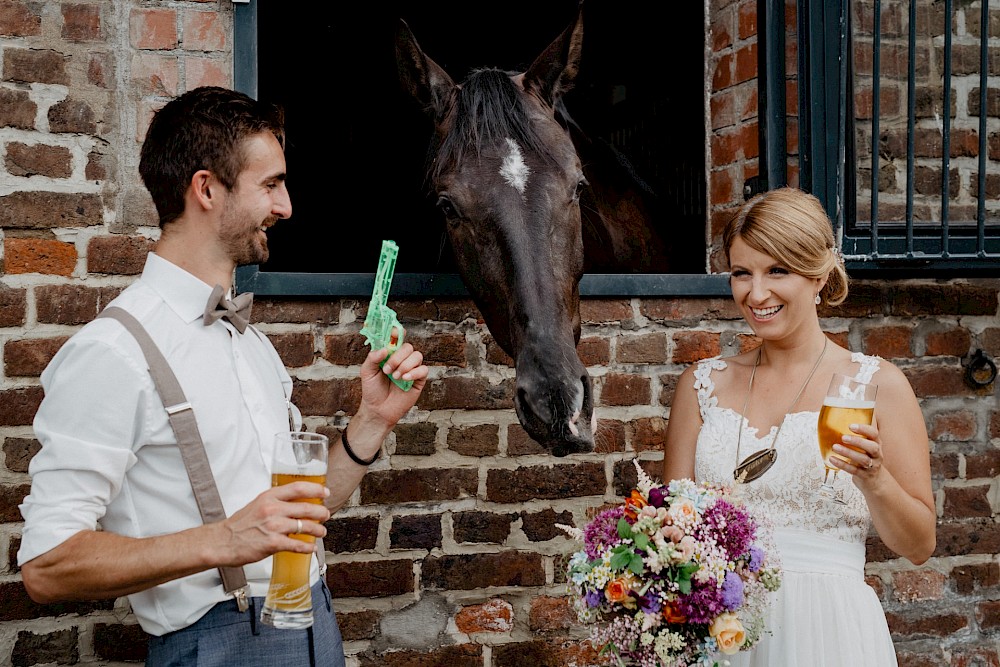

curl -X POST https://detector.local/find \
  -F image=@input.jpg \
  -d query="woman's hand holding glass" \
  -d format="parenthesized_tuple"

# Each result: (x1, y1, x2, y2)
(816, 373, 877, 505)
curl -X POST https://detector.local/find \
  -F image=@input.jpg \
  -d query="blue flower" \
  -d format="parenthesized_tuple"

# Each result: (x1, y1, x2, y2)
(721, 571, 744, 610)
(748, 546, 764, 572)
(585, 589, 603, 608)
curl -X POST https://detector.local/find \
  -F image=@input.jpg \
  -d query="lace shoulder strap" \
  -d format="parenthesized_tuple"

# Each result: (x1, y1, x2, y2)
(692, 356, 728, 418)
(850, 352, 882, 384)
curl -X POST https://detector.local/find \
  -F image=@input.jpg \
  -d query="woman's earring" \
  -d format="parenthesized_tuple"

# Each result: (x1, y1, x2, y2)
(815, 294, 822, 305)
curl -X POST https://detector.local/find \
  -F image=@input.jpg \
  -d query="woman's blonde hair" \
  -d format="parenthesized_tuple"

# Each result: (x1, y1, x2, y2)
(723, 187, 849, 306)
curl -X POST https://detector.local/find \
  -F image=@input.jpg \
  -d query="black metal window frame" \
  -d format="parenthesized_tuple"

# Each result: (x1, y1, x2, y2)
(231, 1, 731, 299)
(779, 0, 998, 277)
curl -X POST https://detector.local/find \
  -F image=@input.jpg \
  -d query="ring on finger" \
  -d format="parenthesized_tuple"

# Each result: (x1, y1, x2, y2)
(296, 519, 303, 534)
(866, 458, 874, 470)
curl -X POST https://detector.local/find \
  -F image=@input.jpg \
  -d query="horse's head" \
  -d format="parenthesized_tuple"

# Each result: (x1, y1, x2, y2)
(396, 5, 595, 456)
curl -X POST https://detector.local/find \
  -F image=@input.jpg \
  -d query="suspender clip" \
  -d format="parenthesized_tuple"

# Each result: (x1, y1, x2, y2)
(233, 586, 250, 612)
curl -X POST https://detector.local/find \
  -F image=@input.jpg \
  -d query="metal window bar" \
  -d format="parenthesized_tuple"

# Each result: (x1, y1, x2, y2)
(784, 0, 1000, 276)
(843, 0, 998, 275)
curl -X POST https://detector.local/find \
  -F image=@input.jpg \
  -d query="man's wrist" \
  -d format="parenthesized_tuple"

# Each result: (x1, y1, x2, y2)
(341, 426, 380, 466)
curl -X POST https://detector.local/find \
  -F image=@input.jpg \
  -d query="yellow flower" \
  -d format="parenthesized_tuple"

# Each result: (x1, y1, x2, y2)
(605, 574, 637, 608)
(709, 612, 747, 655)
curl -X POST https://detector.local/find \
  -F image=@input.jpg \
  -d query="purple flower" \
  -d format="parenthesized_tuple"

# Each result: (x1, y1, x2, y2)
(638, 593, 662, 615)
(585, 589, 603, 608)
(747, 546, 764, 572)
(583, 506, 625, 560)
(721, 571, 744, 610)
(676, 579, 726, 624)
(647, 485, 668, 508)
(701, 499, 756, 559)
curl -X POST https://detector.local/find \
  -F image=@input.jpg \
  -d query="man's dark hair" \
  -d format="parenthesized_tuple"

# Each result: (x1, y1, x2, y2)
(138, 86, 285, 227)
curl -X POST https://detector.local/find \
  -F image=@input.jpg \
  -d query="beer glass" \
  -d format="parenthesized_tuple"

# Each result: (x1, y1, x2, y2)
(816, 373, 877, 505)
(260, 431, 328, 629)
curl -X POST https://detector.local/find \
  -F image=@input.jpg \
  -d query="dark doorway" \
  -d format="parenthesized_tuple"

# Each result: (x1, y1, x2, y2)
(255, 0, 706, 275)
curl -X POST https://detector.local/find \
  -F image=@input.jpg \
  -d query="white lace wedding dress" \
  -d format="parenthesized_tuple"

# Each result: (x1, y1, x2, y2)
(691, 353, 898, 666)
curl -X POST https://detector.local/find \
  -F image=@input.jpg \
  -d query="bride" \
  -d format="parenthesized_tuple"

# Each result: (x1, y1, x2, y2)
(662, 187, 935, 666)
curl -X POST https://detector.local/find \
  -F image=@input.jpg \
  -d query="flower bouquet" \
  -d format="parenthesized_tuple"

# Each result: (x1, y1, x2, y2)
(558, 461, 782, 667)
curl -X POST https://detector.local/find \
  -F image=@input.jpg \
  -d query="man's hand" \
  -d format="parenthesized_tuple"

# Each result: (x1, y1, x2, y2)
(357, 339, 428, 430)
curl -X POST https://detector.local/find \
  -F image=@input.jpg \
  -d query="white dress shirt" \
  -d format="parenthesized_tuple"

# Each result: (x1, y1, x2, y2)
(18, 253, 315, 636)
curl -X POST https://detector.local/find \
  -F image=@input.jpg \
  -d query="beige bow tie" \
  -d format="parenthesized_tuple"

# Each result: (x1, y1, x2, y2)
(203, 284, 253, 334)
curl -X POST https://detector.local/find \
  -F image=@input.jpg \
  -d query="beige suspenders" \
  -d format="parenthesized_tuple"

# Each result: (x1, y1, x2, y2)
(97, 306, 251, 611)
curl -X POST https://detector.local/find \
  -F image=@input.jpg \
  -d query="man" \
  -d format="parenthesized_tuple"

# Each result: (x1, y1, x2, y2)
(17, 86, 428, 665)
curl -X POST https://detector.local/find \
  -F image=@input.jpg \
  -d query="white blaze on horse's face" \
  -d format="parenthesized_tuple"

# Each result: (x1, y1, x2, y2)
(499, 138, 531, 195)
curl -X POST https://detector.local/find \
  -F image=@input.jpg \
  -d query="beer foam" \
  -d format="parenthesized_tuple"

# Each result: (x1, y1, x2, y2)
(823, 397, 875, 409)
(272, 459, 327, 476)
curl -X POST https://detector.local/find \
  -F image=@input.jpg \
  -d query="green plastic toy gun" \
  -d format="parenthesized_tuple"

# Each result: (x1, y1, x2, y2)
(359, 240, 413, 391)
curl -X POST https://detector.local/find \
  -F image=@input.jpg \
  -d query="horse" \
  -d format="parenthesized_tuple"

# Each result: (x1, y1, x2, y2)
(395, 2, 671, 456)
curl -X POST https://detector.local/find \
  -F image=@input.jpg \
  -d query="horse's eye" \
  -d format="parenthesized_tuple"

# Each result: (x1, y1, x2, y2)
(573, 178, 589, 202)
(436, 195, 457, 219)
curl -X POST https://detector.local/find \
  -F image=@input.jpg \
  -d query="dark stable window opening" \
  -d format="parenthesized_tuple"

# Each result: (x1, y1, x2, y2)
(234, 0, 730, 298)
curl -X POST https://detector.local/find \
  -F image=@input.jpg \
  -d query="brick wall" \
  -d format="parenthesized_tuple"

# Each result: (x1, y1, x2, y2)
(1, 2, 998, 666)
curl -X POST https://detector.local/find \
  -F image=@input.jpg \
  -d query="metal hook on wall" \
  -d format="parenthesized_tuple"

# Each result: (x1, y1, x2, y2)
(964, 349, 997, 388)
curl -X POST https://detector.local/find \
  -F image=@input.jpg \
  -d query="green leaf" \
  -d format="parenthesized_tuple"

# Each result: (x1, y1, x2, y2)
(628, 553, 644, 575)
(633, 533, 650, 551)
(677, 578, 692, 594)
(610, 550, 632, 570)
(617, 518, 633, 539)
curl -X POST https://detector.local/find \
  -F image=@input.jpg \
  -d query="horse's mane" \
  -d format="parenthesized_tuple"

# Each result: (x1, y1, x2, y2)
(432, 68, 556, 180)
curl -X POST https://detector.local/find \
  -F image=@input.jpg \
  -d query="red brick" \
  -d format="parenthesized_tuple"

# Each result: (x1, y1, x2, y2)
(594, 418, 626, 454)
(576, 336, 610, 366)
(519, 508, 574, 542)
(87, 235, 154, 275)
(453, 511, 511, 544)
(327, 559, 413, 598)
(673, 331, 722, 364)
(292, 378, 360, 416)
(92, 624, 147, 662)
(3, 436, 40, 473)
(630, 416, 667, 453)
(3, 47, 68, 85)
(528, 595, 573, 631)
(181, 9, 226, 51)
(934, 520, 1000, 557)
(130, 52, 179, 97)
(737, 0, 757, 38)
(892, 569, 946, 602)
(185, 56, 228, 89)
(323, 333, 368, 365)
(928, 410, 977, 442)
(862, 325, 913, 359)
(0, 285, 27, 327)
(580, 299, 632, 324)
(49, 98, 97, 134)
(5, 142, 72, 178)
(642, 297, 740, 323)
(130, 8, 177, 49)
(0, 192, 103, 230)
(951, 562, 1000, 595)
(507, 424, 544, 456)
(394, 422, 437, 456)
(885, 610, 968, 637)
(486, 462, 604, 503)
(4, 238, 76, 276)
(418, 376, 514, 411)
(11, 628, 79, 665)
(0, 87, 36, 129)
(455, 598, 513, 634)
(600, 373, 651, 406)
(357, 645, 482, 667)
(904, 366, 977, 398)
(4, 336, 68, 377)
(484, 334, 514, 366)
(360, 468, 478, 505)
(617, 333, 667, 364)
(0, 1, 42, 36)
(976, 600, 1000, 631)
(712, 52, 733, 91)
(0, 483, 30, 521)
(268, 332, 314, 368)
(61, 3, 101, 41)
(389, 514, 441, 550)
(966, 450, 1000, 479)
(423, 551, 544, 590)
(492, 638, 603, 667)
(943, 484, 992, 518)
(0, 387, 43, 426)
(734, 43, 757, 84)
(36, 284, 119, 325)
(406, 332, 466, 367)
(337, 609, 381, 641)
(85, 150, 107, 180)
(447, 424, 499, 457)
(323, 515, 378, 554)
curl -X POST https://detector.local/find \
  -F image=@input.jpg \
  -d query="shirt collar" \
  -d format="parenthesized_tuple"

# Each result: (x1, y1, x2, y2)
(140, 253, 219, 325)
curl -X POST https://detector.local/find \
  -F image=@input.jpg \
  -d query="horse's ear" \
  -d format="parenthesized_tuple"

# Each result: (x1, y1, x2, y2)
(395, 19, 456, 120)
(523, 1, 584, 106)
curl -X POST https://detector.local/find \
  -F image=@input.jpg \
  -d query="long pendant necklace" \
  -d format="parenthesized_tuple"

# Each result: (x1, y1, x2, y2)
(733, 338, 829, 483)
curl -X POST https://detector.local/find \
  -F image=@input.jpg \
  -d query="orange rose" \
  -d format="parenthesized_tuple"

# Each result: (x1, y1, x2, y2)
(624, 490, 647, 520)
(662, 601, 687, 624)
(605, 577, 636, 608)
(709, 612, 747, 655)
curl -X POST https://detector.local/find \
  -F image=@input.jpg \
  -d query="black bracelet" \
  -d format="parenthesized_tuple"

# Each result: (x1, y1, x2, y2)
(341, 427, 380, 466)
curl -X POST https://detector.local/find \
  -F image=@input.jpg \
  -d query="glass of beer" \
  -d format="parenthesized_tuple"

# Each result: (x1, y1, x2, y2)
(816, 373, 877, 505)
(260, 431, 328, 629)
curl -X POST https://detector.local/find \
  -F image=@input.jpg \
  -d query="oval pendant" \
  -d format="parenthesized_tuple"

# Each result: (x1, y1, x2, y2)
(734, 449, 777, 483)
